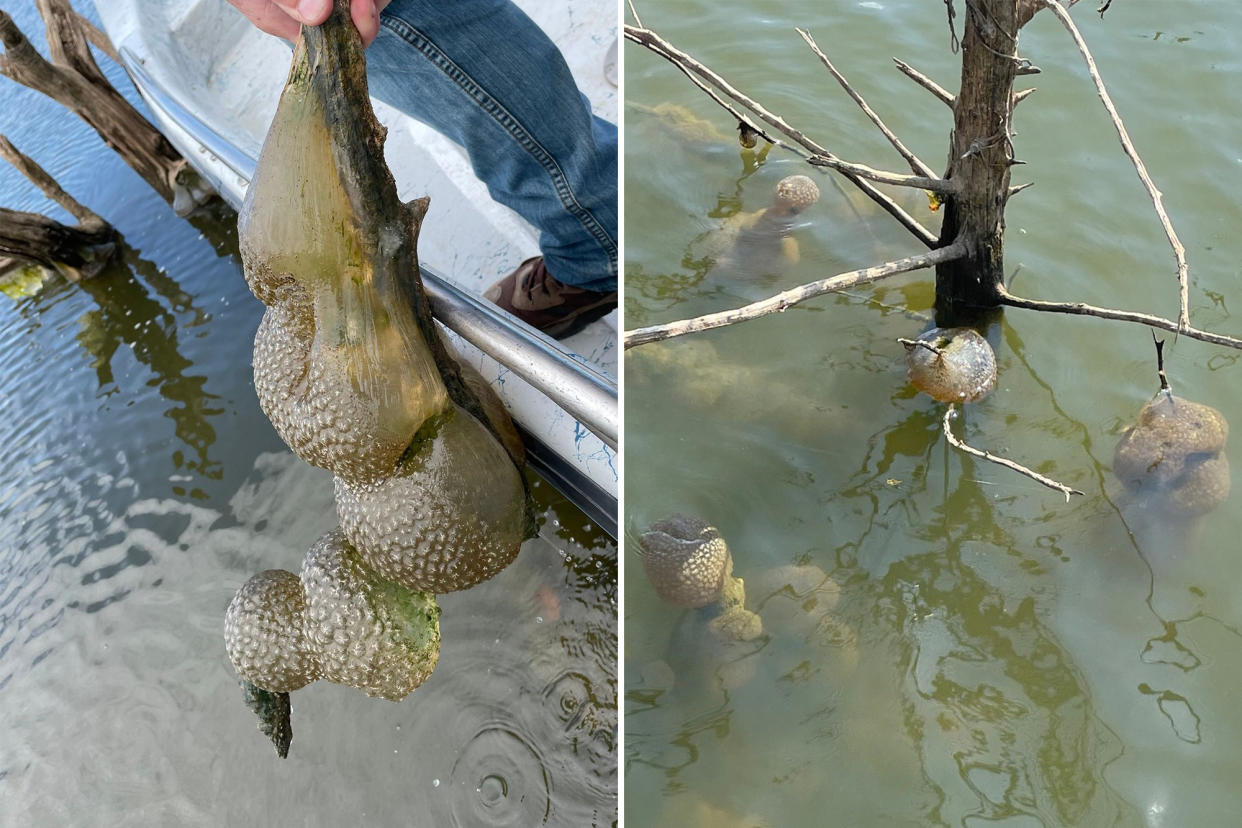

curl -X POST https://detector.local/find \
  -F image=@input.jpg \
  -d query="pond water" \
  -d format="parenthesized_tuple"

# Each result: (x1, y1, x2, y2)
(0, 4, 615, 825)
(624, 1, 1242, 826)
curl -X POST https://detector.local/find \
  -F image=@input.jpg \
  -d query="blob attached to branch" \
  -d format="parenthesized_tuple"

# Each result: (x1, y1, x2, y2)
(902, 327, 997, 403)
(1113, 343, 1230, 517)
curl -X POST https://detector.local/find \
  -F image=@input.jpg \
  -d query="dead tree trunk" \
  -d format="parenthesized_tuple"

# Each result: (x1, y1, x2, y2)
(0, 1, 213, 214)
(935, 0, 1019, 317)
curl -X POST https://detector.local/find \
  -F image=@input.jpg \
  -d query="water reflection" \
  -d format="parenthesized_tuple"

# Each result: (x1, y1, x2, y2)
(74, 243, 224, 489)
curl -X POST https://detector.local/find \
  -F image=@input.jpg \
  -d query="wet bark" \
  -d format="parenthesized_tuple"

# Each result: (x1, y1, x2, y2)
(0, 1, 213, 214)
(935, 0, 1019, 320)
(0, 207, 117, 282)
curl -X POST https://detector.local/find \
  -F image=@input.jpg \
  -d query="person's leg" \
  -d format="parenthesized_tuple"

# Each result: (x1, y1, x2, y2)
(366, 0, 617, 294)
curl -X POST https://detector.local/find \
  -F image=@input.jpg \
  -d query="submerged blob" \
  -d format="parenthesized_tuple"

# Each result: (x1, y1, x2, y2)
(903, 327, 997, 403)
(638, 513, 762, 641)
(695, 174, 821, 273)
(1114, 391, 1230, 517)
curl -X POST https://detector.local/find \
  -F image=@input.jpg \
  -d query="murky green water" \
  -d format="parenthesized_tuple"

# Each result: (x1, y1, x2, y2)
(624, 1, 1242, 825)
(0, 5, 615, 824)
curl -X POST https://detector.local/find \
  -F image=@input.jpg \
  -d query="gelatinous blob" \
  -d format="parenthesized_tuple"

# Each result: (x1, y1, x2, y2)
(335, 405, 526, 593)
(301, 529, 441, 701)
(1114, 391, 1230, 516)
(238, 33, 450, 484)
(638, 513, 731, 609)
(904, 327, 997, 403)
(224, 569, 319, 693)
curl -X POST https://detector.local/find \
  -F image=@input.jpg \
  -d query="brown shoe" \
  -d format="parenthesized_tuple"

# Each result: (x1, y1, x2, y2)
(484, 256, 617, 340)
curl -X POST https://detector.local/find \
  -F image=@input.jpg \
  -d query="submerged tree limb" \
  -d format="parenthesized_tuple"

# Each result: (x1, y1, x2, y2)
(1039, 0, 1190, 330)
(625, 22, 939, 247)
(797, 28, 937, 180)
(892, 58, 955, 109)
(942, 405, 1083, 501)
(624, 240, 967, 348)
(997, 284, 1242, 350)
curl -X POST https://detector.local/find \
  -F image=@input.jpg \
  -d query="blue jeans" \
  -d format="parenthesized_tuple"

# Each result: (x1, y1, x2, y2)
(367, 0, 617, 292)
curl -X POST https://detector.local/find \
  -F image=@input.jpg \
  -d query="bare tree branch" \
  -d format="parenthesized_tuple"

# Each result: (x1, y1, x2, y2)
(893, 58, 955, 108)
(942, 405, 1083, 501)
(638, 37, 778, 147)
(1008, 181, 1034, 196)
(1039, 0, 1190, 330)
(0, 134, 105, 228)
(808, 154, 953, 193)
(625, 23, 941, 247)
(797, 28, 937, 179)
(72, 9, 120, 65)
(625, 0, 644, 29)
(997, 284, 1242, 350)
(1012, 86, 1036, 105)
(624, 240, 967, 348)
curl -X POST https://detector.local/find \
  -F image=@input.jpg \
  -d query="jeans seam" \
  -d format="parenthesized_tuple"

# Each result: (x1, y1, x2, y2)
(379, 15, 617, 278)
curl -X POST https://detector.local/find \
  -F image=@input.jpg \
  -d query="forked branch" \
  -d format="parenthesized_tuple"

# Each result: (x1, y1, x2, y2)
(942, 405, 1083, 501)
(624, 240, 967, 348)
(797, 28, 937, 179)
(997, 284, 1242, 350)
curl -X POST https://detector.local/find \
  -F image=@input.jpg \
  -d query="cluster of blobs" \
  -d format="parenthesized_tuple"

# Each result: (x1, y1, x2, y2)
(638, 514, 762, 642)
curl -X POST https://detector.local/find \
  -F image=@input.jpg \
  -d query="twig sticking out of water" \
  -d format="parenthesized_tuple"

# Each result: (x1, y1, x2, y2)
(892, 58, 955, 109)
(624, 241, 967, 348)
(942, 405, 1084, 502)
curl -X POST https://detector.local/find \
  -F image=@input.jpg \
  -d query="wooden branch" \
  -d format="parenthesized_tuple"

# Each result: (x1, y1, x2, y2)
(942, 405, 1083, 501)
(1039, 0, 1190, 330)
(893, 58, 955, 108)
(1012, 86, 1036, 106)
(997, 284, 1242, 350)
(0, 134, 104, 228)
(0, 206, 117, 282)
(639, 38, 777, 146)
(625, 23, 940, 247)
(0, 5, 213, 213)
(624, 240, 967, 348)
(72, 10, 120, 65)
(808, 154, 954, 193)
(1008, 181, 1034, 196)
(797, 28, 937, 179)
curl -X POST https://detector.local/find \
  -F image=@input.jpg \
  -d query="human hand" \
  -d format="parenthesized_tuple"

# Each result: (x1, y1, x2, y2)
(226, 0, 392, 47)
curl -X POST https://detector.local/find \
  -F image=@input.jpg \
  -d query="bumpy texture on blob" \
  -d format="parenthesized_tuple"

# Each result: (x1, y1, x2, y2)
(905, 327, 997, 403)
(1113, 392, 1231, 516)
(773, 175, 820, 213)
(639, 514, 731, 608)
(225, 569, 319, 693)
(335, 405, 527, 593)
(301, 530, 441, 701)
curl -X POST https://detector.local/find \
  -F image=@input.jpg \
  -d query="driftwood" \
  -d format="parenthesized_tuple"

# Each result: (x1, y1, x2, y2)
(0, 134, 118, 281)
(0, 0, 213, 214)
